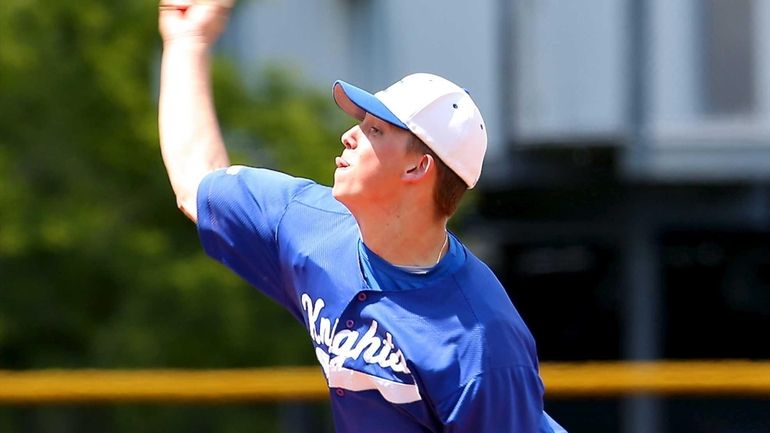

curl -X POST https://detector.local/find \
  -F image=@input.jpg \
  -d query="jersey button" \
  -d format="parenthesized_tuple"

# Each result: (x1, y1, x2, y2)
(345, 319, 355, 329)
(357, 293, 367, 302)
(335, 389, 345, 397)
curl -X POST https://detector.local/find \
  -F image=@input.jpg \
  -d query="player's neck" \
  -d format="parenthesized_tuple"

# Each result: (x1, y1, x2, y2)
(354, 205, 449, 268)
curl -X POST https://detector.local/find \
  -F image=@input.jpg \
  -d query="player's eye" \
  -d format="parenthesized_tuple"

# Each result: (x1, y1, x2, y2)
(368, 126, 381, 135)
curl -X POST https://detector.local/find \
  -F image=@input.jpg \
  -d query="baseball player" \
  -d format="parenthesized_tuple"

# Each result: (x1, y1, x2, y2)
(158, 2, 566, 432)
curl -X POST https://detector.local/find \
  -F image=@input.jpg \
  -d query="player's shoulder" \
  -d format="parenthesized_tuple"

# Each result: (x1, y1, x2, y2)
(449, 246, 539, 366)
(204, 166, 348, 214)
(205, 165, 311, 191)
(454, 248, 502, 286)
(288, 178, 350, 216)
(452, 248, 515, 313)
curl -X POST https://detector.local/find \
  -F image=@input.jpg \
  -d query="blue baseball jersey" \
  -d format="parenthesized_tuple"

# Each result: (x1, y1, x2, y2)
(196, 166, 566, 433)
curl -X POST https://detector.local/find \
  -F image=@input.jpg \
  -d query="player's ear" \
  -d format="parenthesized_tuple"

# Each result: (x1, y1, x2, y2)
(402, 154, 433, 183)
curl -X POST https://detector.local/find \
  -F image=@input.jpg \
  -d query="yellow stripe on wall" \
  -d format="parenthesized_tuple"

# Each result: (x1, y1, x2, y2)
(1, 361, 769, 404)
(542, 360, 770, 397)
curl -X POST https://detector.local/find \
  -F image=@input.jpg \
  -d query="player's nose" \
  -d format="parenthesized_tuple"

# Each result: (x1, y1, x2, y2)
(341, 125, 359, 150)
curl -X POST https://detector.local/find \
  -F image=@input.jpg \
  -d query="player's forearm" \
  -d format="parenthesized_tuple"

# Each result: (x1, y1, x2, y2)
(159, 41, 230, 222)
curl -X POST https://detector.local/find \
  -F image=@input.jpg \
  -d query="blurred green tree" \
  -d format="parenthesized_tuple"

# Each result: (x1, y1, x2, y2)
(0, 1, 347, 432)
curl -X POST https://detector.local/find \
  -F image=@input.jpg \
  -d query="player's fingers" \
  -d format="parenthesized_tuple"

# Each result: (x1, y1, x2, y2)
(159, 0, 193, 12)
(160, 0, 232, 44)
(161, 0, 234, 11)
(193, 0, 235, 9)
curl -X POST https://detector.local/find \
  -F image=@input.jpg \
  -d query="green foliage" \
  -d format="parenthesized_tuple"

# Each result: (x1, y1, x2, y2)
(0, 1, 347, 431)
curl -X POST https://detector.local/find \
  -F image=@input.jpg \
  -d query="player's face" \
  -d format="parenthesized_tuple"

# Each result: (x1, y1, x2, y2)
(332, 113, 414, 208)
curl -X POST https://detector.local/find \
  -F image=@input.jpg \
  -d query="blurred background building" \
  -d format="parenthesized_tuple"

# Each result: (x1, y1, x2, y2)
(220, 0, 770, 432)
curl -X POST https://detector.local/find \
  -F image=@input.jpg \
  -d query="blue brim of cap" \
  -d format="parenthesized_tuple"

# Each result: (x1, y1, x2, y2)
(332, 80, 408, 130)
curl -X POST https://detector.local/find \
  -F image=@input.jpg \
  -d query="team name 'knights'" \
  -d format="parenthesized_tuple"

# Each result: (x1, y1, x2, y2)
(301, 293, 411, 374)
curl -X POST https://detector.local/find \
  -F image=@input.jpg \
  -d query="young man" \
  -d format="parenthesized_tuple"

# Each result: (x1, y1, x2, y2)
(158, 2, 566, 432)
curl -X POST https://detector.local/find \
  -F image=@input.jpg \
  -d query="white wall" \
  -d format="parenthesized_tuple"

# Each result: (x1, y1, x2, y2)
(225, 0, 351, 88)
(222, 0, 770, 181)
(223, 0, 503, 158)
(512, 0, 627, 142)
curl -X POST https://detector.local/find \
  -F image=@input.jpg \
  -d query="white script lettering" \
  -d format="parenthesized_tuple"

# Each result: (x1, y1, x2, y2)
(301, 293, 411, 374)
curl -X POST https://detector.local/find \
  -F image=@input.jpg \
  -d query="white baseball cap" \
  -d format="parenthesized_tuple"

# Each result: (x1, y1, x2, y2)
(332, 73, 487, 189)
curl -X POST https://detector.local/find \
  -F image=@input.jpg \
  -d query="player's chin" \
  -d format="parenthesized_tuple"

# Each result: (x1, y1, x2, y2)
(332, 178, 357, 206)
(332, 168, 349, 191)
(331, 178, 347, 201)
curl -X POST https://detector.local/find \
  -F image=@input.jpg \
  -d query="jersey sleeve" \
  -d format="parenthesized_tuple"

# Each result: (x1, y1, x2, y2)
(438, 366, 565, 433)
(196, 166, 313, 310)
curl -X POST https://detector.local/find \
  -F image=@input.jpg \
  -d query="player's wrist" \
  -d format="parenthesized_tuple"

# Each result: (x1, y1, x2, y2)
(162, 36, 213, 53)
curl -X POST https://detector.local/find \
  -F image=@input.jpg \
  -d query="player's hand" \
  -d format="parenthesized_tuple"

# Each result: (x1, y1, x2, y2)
(159, 0, 232, 46)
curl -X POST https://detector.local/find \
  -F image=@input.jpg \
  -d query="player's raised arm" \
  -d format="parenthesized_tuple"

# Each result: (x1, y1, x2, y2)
(158, 0, 233, 223)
